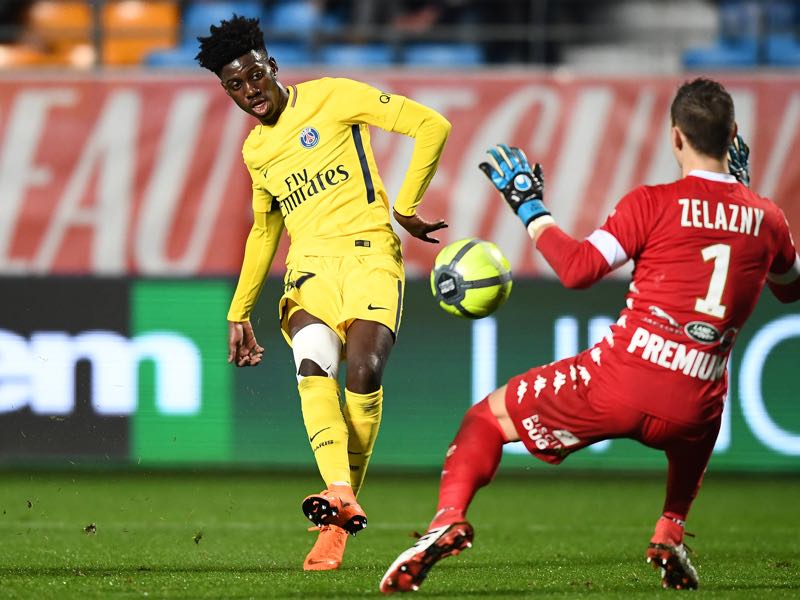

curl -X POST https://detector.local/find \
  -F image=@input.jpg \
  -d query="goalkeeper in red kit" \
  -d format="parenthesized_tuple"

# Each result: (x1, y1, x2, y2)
(381, 78, 800, 594)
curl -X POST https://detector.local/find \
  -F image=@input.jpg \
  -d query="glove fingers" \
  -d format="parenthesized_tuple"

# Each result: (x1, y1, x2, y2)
(497, 143, 518, 168)
(478, 161, 505, 189)
(478, 161, 497, 179)
(512, 147, 532, 170)
(734, 133, 750, 158)
(533, 162, 544, 184)
(489, 146, 514, 177)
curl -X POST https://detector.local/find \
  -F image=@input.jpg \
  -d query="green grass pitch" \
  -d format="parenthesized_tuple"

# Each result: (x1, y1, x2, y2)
(0, 470, 798, 598)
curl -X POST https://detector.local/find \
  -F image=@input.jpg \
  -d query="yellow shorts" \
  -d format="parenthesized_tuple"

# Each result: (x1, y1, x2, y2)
(279, 254, 405, 346)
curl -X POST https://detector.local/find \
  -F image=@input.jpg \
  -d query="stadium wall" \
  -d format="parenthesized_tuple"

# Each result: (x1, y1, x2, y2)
(0, 72, 798, 471)
(0, 72, 799, 278)
(0, 277, 798, 471)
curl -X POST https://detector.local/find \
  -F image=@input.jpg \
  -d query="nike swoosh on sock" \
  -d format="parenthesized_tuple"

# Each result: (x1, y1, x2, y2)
(309, 427, 331, 444)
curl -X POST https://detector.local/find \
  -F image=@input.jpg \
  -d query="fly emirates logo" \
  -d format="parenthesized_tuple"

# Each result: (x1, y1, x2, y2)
(278, 166, 350, 217)
(678, 198, 764, 236)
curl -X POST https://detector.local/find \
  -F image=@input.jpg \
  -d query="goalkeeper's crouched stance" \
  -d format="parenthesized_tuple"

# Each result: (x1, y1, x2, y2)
(381, 78, 800, 594)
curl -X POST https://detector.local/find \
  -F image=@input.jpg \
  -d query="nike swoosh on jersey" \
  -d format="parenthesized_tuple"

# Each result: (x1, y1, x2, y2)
(367, 304, 389, 310)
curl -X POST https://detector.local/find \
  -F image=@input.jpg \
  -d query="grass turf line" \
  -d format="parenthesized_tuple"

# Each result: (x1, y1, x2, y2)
(0, 471, 797, 598)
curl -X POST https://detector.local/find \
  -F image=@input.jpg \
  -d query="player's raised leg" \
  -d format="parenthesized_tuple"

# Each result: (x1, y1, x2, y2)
(380, 386, 515, 594)
(287, 309, 350, 517)
(646, 419, 721, 590)
(286, 307, 359, 570)
(303, 318, 394, 539)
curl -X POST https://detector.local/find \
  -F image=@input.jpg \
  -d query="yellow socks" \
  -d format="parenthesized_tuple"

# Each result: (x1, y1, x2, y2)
(299, 376, 351, 487)
(343, 387, 383, 496)
(297, 378, 383, 494)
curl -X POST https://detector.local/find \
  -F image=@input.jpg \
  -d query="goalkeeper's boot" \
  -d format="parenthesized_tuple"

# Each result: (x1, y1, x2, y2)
(646, 516, 699, 590)
(379, 521, 474, 594)
(303, 524, 349, 571)
(302, 485, 367, 535)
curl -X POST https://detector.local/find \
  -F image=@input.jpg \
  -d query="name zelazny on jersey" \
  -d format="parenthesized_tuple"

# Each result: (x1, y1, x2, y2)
(677, 198, 765, 236)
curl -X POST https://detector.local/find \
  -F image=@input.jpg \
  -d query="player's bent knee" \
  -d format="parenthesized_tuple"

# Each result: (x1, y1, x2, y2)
(292, 323, 342, 382)
(297, 358, 327, 378)
(487, 386, 519, 442)
(346, 353, 385, 393)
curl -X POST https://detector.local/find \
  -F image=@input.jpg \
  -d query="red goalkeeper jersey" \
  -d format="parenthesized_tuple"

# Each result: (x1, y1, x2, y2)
(538, 170, 800, 426)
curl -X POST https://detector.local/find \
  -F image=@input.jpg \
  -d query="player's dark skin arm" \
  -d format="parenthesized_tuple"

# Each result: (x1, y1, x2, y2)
(220, 51, 287, 369)
(228, 320, 264, 367)
(393, 209, 448, 243)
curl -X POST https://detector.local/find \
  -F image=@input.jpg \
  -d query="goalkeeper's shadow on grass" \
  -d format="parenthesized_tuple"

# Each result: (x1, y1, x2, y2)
(419, 578, 800, 596)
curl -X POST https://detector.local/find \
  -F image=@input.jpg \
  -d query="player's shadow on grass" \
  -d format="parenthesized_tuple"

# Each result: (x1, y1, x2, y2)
(0, 565, 300, 577)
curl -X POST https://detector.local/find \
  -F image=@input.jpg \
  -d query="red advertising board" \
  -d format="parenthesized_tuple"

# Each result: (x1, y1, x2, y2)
(1, 72, 798, 277)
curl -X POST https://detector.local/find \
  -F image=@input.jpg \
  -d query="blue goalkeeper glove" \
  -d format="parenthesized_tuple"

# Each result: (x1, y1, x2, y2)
(728, 133, 750, 187)
(479, 144, 549, 227)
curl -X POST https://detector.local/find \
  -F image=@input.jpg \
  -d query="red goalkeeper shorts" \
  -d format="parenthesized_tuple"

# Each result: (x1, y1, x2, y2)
(503, 349, 719, 465)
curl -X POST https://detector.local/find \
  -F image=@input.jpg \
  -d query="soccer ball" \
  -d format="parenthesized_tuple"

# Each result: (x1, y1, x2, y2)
(430, 238, 513, 319)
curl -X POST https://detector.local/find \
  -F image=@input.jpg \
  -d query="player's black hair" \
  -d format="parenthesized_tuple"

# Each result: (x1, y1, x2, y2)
(195, 14, 267, 76)
(670, 78, 735, 160)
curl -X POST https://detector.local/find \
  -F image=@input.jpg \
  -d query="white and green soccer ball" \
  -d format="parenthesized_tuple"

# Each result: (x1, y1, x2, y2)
(430, 238, 513, 319)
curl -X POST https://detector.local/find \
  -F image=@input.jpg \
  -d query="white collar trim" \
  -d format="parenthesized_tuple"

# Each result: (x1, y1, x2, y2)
(688, 169, 737, 183)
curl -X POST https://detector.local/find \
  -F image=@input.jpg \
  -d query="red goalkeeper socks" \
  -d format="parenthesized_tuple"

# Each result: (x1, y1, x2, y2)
(429, 398, 506, 530)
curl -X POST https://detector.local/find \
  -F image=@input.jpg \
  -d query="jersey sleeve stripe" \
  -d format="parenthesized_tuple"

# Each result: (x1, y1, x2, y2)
(768, 254, 800, 285)
(587, 229, 628, 268)
(350, 124, 375, 204)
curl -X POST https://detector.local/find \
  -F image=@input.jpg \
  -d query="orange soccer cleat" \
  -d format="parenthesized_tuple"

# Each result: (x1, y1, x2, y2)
(301, 486, 367, 535)
(303, 524, 349, 571)
(380, 522, 474, 594)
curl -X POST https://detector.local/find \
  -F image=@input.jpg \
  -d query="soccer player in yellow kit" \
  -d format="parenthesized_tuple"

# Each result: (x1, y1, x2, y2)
(196, 16, 450, 570)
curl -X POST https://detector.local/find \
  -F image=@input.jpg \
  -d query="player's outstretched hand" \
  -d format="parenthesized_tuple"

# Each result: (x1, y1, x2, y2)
(393, 210, 448, 243)
(728, 133, 750, 187)
(478, 143, 549, 227)
(227, 320, 264, 367)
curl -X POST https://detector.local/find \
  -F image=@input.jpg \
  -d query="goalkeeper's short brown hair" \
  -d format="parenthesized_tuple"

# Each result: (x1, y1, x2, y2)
(671, 78, 735, 160)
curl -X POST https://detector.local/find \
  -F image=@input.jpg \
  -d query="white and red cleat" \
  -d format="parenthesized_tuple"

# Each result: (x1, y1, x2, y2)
(646, 542, 699, 590)
(380, 522, 474, 594)
(646, 516, 698, 590)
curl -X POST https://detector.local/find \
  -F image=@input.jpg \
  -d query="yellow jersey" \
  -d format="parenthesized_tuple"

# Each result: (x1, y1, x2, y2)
(228, 77, 450, 321)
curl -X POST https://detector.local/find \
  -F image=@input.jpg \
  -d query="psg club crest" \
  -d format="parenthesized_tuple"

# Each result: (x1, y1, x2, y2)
(300, 127, 319, 148)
